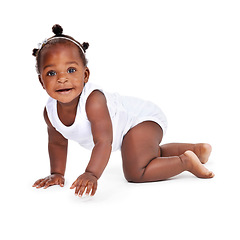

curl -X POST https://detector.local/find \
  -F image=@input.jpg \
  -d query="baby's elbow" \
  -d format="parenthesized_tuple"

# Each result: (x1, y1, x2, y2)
(97, 141, 112, 153)
(99, 140, 112, 149)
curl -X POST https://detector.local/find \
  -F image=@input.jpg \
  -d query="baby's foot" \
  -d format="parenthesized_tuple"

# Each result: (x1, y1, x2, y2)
(181, 150, 214, 178)
(194, 143, 212, 164)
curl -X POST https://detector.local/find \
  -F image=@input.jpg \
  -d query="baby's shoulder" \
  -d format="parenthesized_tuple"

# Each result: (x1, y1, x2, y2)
(43, 107, 52, 128)
(86, 90, 107, 111)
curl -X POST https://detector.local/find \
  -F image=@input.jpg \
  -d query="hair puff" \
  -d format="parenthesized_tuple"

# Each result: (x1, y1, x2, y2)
(82, 42, 89, 51)
(52, 24, 63, 36)
(32, 48, 39, 57)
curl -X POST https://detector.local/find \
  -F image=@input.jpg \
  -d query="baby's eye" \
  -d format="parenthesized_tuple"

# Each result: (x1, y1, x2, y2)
(47, 70, 56, 76)
(68, 68, 76, 74)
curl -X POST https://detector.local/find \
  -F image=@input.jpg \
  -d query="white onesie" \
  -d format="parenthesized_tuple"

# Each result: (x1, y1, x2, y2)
(46, 82, 168, 152)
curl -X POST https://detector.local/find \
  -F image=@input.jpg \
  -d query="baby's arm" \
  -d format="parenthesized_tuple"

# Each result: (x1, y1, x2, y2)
(70, 91, 113, 196)
(32, 108, 68, 189)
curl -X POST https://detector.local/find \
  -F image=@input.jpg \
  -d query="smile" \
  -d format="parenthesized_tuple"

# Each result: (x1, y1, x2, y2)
(56, 88, 73, 94)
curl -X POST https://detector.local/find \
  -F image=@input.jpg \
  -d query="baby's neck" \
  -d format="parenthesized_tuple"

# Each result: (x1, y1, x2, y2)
(57, 97, 80, 127)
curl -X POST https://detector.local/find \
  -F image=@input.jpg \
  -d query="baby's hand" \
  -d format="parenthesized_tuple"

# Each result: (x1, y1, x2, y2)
(70, 172, 97, 197)
(32, 174, 65, 189)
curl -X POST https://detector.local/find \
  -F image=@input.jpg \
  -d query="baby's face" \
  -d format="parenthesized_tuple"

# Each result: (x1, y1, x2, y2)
(38, 43, 89, 104)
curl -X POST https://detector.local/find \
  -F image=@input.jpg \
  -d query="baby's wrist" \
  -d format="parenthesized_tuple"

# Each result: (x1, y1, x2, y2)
(51, 172, 64, 177)
(84, 171, 98, 179)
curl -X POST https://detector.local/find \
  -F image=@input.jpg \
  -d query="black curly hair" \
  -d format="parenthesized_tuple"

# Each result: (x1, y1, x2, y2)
(32, 24, 89, 74)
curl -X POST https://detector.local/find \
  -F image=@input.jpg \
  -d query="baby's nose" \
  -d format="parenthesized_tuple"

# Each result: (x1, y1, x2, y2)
(57, 72, 68, 83)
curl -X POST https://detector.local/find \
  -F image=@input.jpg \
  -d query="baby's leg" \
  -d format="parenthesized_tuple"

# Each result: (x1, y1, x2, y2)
(121, 121, 214, 183)
(160, 143, 212, 164)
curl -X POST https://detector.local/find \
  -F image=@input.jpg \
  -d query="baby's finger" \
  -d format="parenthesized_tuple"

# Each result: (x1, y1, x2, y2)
(43, 179, 55, 189)
(36, 179, 48, 188)
(32, 179, 43, 187)
(58, 178, 65, 187)
(70, 178, 79, 189)
(77, 180, 88, 196)
(73, 179, 83, 194)
(91, 183, 97, 196)
(78, 185, 87, 197)
(85, 182, 93, 195)
(75, 181, 84, 195)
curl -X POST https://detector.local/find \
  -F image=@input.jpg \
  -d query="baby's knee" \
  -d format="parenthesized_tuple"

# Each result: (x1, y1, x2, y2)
(124, 169, 145, 183)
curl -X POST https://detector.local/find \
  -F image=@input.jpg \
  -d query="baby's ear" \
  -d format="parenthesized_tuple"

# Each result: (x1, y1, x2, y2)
(38, 75, 45, 89)
(84, 67, 90, 83)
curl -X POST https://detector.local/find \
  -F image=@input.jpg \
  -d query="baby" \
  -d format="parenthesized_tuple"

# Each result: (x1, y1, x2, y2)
(32, 24, 214, 197)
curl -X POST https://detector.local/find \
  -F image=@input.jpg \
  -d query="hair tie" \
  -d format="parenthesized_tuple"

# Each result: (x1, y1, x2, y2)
(37, 38, 48, 50)
(36, 37, 85, 54)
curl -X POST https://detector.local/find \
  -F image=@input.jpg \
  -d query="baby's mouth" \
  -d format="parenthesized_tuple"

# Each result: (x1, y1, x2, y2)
(56, 88, 73, 94)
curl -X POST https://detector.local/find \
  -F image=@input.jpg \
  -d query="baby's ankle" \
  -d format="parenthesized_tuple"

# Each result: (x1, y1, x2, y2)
(179, 152, 190, 171)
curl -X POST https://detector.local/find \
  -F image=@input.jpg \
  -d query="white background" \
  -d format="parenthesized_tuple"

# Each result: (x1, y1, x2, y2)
(1, 0, 239, 239)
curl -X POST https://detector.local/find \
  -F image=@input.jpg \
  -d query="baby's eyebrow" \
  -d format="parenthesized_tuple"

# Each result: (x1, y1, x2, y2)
(66, 61, 79, 65)
(43, 64, 56, 70)
(43, 62, 79, 70)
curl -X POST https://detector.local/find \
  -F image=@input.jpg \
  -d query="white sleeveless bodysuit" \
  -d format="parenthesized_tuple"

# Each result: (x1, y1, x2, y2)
(46, 82, 167, 152)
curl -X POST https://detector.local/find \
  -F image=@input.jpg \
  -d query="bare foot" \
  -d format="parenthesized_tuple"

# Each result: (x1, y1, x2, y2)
(194, 143, 212, 164)
(181, 150, 214, 178)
